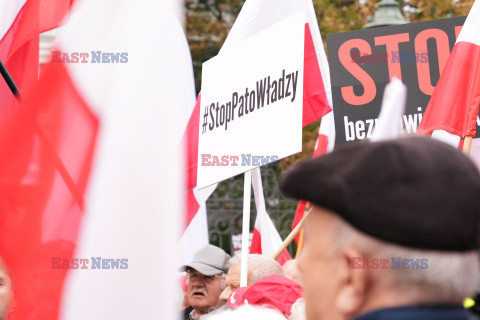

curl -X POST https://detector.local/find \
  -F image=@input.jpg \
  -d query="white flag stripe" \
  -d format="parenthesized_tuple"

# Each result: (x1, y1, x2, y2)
(431, 130, 461, 148)
(0, 0, 27, 40)
(60, 0, 188, 318)
(456, 0, 480, 46)
(179, 184, 217, 268)
(370, 78, 407, 142)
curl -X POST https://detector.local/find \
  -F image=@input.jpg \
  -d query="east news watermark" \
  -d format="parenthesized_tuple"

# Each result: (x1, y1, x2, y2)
(50, 51, 129, 63)
(350, 257, 429, 269)
(351, 51, 429, 64)
(51, 257, 129, 269)
(201, 154, 278, 166)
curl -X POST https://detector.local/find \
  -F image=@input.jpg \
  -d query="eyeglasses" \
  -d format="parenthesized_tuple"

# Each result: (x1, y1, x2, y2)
(187, 269, 221, 283)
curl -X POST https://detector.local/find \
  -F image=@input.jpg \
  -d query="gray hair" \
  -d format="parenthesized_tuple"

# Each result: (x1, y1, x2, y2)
(332, 218, 479, 304)
(289, 298, 306, 320)
(230, 254, 284, 283)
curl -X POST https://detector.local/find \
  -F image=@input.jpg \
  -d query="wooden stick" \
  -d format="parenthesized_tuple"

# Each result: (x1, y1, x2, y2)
(295, 229, 304, 258)
(295, 201, 311, 258)
(272, 206, 313, 260)
(463, 136, 473, 156)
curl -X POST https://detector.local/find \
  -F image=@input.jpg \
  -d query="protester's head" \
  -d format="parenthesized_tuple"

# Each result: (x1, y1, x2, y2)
(0, 257, 13, 320)
(227, 274, 303, 318)
(279, 137, 480, 320)
(282, 259, 303, 286)
(179, 245, 230, 316)
(219, 254, 284, 302)
(204, 304, 286, 320)
(289, 298, 306, 320)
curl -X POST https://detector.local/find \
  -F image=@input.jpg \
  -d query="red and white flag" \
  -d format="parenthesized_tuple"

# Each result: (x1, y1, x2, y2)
(418, 1, 480, 142)
(250, 168, 291, 265)
(0, 56, 98, 320)
(1, 0, 190, 318)
(222, 0, 331, 126)
(0, 0, 73, 115)
(180, 94, 217, 267)
(290, 0, 334, 251)
(180, 0, 332, 265)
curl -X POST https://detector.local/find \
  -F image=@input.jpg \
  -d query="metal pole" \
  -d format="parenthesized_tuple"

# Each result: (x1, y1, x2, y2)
(0, 59, 22, 100)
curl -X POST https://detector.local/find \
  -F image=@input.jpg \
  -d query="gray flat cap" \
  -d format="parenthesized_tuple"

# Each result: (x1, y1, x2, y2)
(179, 244, 230, 275)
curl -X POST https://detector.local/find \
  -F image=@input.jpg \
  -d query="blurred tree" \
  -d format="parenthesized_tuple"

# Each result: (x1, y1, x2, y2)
(406, 0, 473, 22)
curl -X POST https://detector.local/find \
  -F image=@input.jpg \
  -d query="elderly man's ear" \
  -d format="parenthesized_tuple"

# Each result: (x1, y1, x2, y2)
(335, 247, 368, 318)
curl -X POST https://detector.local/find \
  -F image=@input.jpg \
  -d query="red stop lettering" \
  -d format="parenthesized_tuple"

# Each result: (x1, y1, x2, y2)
(415, 28, 450, 95)
(374, 33, 410, 81)
(339, 39, 376, 105)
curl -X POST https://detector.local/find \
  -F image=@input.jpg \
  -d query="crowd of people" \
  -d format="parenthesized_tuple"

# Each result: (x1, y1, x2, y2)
(179, 136, 480, 320)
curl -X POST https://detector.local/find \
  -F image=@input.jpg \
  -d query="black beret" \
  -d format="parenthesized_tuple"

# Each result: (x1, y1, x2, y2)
(279, 136, 480, 251)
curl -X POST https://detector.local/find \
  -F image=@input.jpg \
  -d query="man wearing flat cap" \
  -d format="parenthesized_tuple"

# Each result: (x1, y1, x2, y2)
(180, 244, 230, 319)
(280, 136, 480, 320)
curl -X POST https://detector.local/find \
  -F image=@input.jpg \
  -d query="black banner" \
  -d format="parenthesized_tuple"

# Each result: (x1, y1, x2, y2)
(326, 16, 479, 145)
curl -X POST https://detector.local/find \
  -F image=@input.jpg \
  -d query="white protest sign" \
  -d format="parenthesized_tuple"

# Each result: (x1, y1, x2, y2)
(197, 11, 305, 189)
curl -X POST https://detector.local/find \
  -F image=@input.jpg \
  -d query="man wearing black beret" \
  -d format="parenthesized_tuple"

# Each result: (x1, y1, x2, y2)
(279, 136, 480, 320)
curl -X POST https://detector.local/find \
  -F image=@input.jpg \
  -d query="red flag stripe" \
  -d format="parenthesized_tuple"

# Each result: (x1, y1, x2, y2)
(302, 24, 331, 126)
(0, 61, 99, 319)
(250, 227, 291, 266)
(418, 41, 480, 137)
(250, 227, 262, 254)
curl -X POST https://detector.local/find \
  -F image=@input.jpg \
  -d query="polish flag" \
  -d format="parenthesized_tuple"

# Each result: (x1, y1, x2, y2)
(222, 0, 331, 126)
(250, 168, 292, 265)
(0, 57, 99, 320)
(1, 0, 190, 319)
(290, 0, 334, 250)
(180, 0, 332, 265)
(0, 0, 73, 115)
(180, 94, 217, 267)
(418, 0, 480, 140)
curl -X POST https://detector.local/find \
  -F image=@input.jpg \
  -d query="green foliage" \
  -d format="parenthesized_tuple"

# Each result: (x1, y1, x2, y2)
(406, 0, 473, 21)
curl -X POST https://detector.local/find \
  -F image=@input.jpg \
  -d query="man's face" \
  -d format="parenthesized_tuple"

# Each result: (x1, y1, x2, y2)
(186, 269, 224, 315)
(218, 265, 254, 303)
(298, 206, 345, 320)
(218, 265, 240, 303)
(0, 261, 13, 320)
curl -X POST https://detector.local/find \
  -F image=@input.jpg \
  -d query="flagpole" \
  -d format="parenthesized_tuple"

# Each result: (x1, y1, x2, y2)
(272, 207, 312, 260)
(295, 201, 311, 258)
(240, 169, 252, 287)
(295, 229, 304, 258)
(463, 136, 473, 156)
(0, 59, 22, 100)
